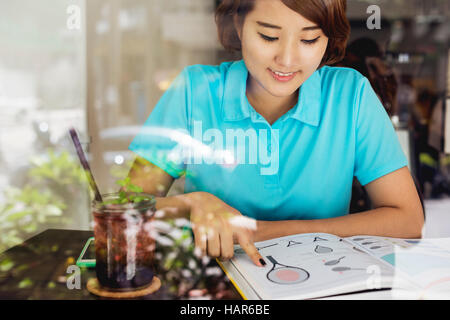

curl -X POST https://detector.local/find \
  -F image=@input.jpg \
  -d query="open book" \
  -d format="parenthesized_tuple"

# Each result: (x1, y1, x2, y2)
(217, 233, 450, 300)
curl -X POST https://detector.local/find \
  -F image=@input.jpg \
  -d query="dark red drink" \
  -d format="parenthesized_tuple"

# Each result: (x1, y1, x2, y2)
(92, 193, 156, 291)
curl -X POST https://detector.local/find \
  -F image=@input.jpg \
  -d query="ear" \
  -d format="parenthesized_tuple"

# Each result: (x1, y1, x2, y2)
(233, 14, 243, 40)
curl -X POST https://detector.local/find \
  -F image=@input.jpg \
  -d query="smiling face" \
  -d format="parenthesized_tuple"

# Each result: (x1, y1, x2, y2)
(235, 0, 329, 107)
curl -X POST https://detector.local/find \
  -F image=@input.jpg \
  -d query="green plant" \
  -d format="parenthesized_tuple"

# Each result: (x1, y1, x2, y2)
(28, 149, 87, 187)
(0, 186, 67, 252)
(101, 177, 153, 205)
(0, 148, 89, 253)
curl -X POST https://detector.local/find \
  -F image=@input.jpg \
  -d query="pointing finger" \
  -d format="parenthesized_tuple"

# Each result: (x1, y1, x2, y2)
(237, 235, 265, 267)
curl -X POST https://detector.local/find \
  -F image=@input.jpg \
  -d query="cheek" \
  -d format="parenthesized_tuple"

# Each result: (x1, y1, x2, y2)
(243, 39, 273, 62)
(317, 40, 329, 59)
(319, 41, 329, 58)
(301, 43, 328, 66)
(302, 48, 322, 63)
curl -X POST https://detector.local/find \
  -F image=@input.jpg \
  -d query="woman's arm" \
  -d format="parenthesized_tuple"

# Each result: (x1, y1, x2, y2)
(125, 156, 265, 265)
(255, 167, 425, 241)
(125, 155, 191, 219)
(126, 155, 174, 197)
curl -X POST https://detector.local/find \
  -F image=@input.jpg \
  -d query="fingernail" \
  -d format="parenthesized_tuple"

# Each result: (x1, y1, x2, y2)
(259, 258, 266, 266)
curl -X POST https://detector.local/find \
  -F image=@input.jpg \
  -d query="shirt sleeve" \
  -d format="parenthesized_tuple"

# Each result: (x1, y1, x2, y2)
(354, 77, 408, 186)
(128, 68, 191, 179)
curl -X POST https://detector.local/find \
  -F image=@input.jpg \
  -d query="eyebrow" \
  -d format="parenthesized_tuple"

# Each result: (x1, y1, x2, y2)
(256, 21, 321, 31)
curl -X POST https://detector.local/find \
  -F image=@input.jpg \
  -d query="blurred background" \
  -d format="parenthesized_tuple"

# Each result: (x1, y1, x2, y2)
(0, 0, 449, 252)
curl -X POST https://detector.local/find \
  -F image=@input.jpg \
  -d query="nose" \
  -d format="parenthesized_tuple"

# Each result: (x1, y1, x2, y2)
(274, 38, 300, 70)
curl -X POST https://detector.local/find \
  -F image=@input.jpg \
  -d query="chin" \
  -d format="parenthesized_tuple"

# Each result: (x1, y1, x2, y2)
(264, 76, 302, 94)
(266, 85, 300, 98)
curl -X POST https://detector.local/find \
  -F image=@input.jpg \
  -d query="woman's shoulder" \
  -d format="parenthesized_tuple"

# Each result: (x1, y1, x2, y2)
(182, 61, 235, 82)
(177, 61, 238, 100)
(318, 65, 367, 88)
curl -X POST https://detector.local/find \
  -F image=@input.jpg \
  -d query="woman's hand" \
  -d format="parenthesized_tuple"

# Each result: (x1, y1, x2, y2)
(187, 192, 265, 267)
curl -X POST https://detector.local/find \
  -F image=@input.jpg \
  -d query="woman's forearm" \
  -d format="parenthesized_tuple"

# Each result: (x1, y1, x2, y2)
(255, 206, 424, 242)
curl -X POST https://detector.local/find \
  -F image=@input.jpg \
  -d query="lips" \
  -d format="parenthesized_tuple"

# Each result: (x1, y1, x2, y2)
(268, 68, 298, 82)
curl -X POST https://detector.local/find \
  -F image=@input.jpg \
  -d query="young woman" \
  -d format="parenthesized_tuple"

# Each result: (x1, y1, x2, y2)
(126, 0, 424, 267)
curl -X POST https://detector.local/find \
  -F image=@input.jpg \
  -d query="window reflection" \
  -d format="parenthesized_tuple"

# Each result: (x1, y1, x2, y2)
(0, 0, 449, 253)
(0, 0, 88, 252)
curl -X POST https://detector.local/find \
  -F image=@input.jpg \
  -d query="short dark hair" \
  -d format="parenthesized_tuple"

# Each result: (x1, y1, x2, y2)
(215, 0, 351, 66)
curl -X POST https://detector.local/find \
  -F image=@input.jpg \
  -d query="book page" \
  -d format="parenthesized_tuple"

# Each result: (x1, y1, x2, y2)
(346, 235, 450, 298)
(229, 233, 395, 300)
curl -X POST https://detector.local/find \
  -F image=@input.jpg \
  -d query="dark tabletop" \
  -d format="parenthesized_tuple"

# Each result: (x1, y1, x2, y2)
(0, 229, 241, 300)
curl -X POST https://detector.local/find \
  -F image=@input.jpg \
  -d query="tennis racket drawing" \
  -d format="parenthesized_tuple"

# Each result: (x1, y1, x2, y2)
(265, 256, 310, 285)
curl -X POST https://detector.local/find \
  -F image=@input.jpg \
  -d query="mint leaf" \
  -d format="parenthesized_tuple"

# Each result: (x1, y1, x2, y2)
(133, 196, 145, 203)
(116, 179, 127, 187)
(128, 184, 143, 193)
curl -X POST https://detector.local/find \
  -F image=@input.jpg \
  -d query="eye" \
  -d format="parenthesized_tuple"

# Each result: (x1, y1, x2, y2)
(258, 33, 278, 42)
(301, 37, 320, 45)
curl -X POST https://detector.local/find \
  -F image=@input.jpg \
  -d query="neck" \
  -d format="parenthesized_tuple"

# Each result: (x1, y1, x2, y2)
(246, 79, 298, 125)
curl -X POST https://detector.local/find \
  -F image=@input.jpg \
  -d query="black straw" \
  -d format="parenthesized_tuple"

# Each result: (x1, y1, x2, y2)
(69, 128, 103, 203)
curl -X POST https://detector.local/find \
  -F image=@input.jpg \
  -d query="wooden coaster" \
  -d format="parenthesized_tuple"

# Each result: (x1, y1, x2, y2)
(87, 276, 161, 299)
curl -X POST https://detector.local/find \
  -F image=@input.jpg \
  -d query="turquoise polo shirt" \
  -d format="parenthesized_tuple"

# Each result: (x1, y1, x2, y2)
(129, 60, 407, 221)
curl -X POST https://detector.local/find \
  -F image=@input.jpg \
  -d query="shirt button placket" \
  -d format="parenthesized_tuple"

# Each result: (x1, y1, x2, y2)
(264, 126, 281, 189)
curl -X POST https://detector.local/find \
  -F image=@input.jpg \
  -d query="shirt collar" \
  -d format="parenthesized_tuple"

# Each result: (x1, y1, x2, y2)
(222, 60, 251, 121)
(289, 68, 322, 126)
(222, 59, 322, 126)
